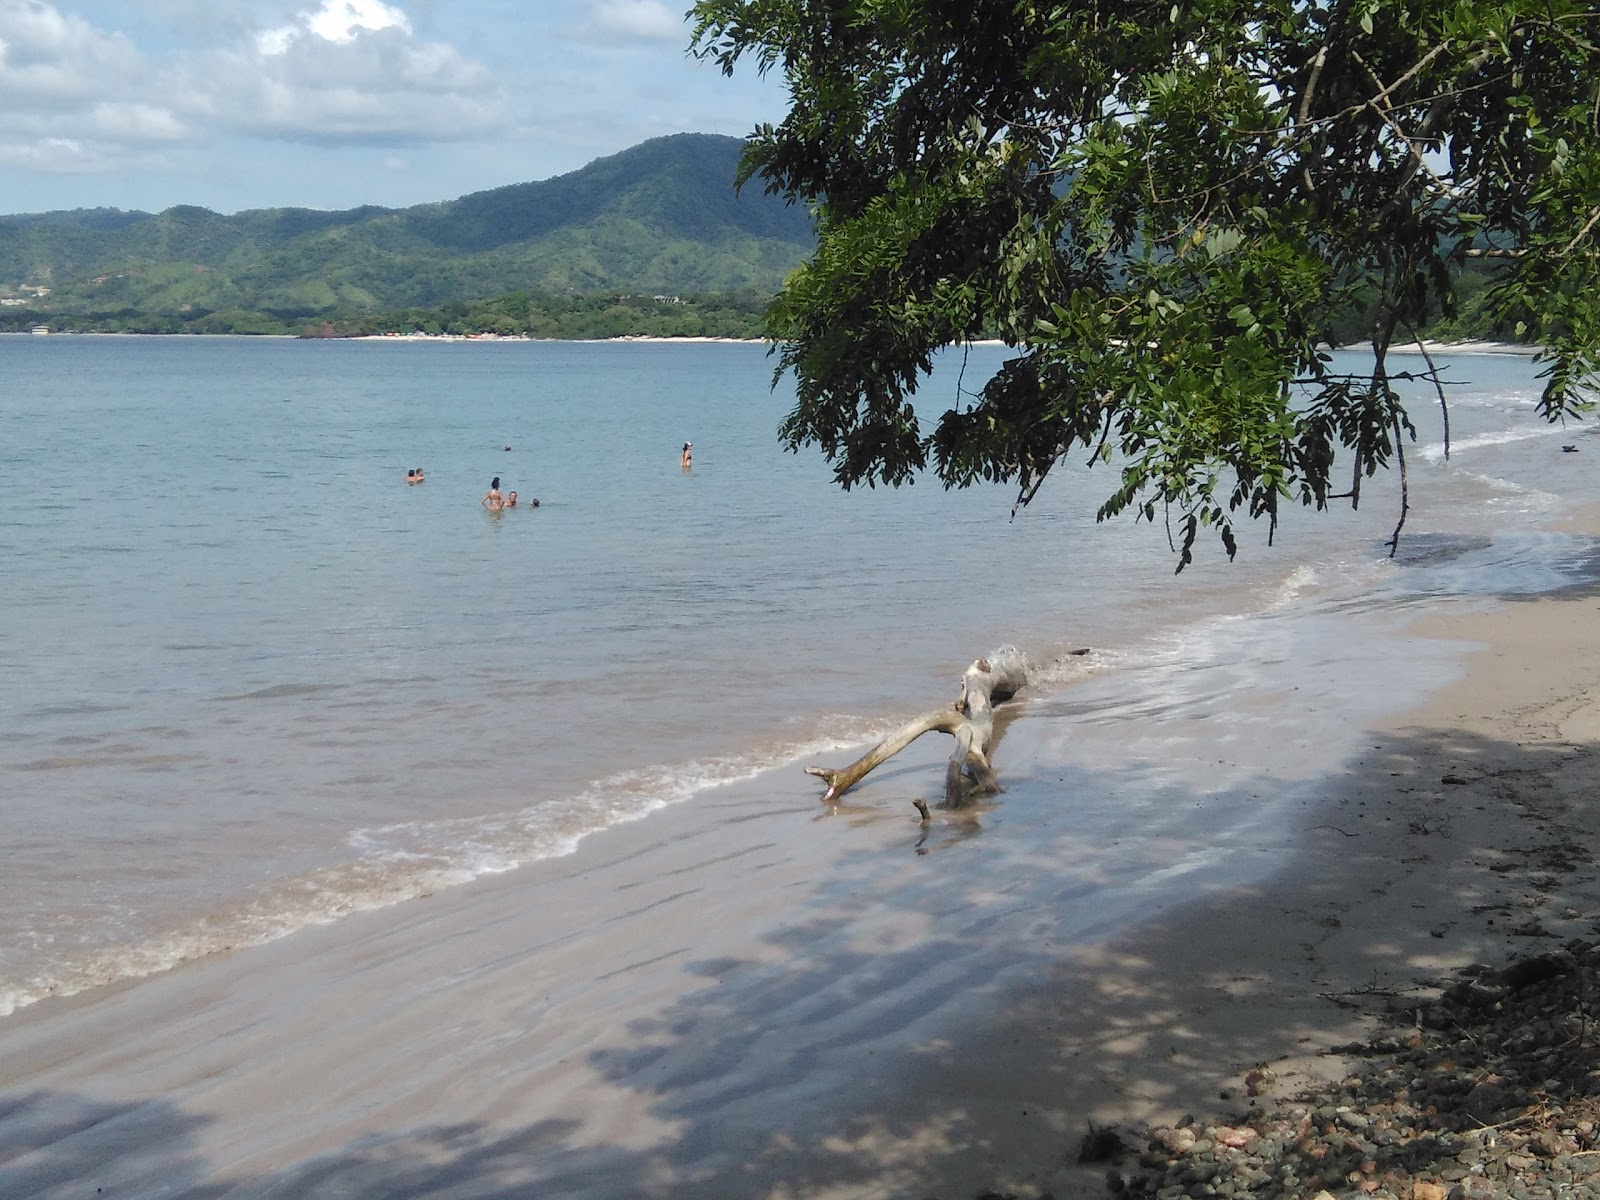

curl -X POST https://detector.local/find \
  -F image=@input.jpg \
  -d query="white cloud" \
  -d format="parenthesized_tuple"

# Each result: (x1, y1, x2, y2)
(0, 0, 509, 173)
(590, 0, 685, 42)
(171, 0, 511, 143)
(180, 17, 509, 143)
(82, 100, 188, 142)
(0, 0, 147, 106)
(0, 133, 173, 176)
(0, 2, 187, 173)
(257, 0, 412, 55)
(0, 134, 97, 171)
(0, 1, 789, 213)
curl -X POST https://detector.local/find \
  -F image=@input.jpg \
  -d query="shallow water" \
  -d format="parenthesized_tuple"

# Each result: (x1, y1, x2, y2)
(1, 335, 1594, 1013)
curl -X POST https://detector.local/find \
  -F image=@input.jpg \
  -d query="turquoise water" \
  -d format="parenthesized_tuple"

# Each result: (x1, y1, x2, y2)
(1, 334, 1594, 1012)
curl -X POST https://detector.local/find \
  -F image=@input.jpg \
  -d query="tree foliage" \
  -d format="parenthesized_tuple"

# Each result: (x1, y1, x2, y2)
(692, 0, 1600, 565)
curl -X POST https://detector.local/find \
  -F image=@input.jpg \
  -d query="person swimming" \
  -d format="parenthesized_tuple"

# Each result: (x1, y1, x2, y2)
(481, 477, 504, 512)
(506, 490, 518, 508)
(681, 441, 693, 469)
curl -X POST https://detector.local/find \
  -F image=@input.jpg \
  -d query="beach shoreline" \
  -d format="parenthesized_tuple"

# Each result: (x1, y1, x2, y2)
(329, 332, 1546, 355)
(5, 526, 1600, 1198)
(9, 330, 1546, 359)
(1008, 581, 1600, 1196)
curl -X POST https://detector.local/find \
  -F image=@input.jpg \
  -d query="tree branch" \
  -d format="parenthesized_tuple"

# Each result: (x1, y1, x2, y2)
(805, 647, 1032, 809)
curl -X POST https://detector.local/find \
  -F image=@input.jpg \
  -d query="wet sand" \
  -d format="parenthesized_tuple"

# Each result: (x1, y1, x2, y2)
(5, 550, 1600, 1198)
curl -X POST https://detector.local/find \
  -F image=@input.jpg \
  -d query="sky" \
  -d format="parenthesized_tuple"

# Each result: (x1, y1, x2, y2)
(0, 0, 789, 215)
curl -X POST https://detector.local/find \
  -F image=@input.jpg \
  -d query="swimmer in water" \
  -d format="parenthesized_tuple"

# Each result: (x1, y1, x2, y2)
(481, 477, 504, 512)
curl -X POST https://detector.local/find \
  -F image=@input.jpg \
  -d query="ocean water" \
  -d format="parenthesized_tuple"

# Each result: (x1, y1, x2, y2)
(1, 334, 1595, 1015)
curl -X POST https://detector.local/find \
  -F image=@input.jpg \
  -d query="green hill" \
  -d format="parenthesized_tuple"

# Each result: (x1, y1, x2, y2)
(0, 134, 814, 316)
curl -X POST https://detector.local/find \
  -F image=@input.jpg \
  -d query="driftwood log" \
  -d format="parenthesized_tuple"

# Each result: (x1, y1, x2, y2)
(805, 646, 1032, 816)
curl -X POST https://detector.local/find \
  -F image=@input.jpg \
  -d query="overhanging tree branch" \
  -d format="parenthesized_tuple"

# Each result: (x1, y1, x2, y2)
(692, 0, 1600, 567)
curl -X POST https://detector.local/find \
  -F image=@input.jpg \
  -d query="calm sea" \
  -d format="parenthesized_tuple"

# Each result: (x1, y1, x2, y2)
(2, 334, 1595, 1014)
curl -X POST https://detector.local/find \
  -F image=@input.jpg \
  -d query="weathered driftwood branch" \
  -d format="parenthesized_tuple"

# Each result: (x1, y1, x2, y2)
(805, 646, 1033, 813)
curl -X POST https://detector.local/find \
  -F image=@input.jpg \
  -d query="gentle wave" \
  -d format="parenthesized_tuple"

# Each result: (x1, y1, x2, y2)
(3, 340, 1584, 1022)
(1419, 422, 1573, 463)
(0, 712, 957, 1017)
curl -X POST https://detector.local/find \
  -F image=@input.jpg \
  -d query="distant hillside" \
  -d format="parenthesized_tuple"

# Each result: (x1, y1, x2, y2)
(0, 134, 814, 315)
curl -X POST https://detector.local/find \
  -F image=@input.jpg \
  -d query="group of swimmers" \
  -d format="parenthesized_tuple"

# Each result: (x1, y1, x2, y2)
(481, 477, 538, 512)
(403, 467, 535, 510)
(412, 442, 690, 511)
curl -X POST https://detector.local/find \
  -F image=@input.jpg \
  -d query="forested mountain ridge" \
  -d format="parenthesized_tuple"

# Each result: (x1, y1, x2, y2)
(0, 134, 815, 314)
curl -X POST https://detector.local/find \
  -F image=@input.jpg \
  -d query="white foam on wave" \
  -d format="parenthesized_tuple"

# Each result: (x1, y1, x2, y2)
(1418, 423, 1564, 464)
(1267, 564, 1320, 609)
(1026, 647, 1104, 689)
(1017, 548, 1409, 736)
(0, 855, 504, 1018)
(1456, 471, 1560, 513)
(0, 714, 939, 1018)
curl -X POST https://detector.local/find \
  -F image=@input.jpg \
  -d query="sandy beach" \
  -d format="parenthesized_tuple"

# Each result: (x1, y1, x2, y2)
(347, 334, 1543, 356)
(6, 511, 1600, 1198)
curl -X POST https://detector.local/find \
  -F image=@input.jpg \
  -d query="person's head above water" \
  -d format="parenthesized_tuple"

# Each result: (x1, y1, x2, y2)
(491, 477, 500, 489)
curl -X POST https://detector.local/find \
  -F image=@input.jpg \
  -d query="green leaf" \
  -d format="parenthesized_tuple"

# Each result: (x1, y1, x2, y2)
(691, 0, 1600, 568)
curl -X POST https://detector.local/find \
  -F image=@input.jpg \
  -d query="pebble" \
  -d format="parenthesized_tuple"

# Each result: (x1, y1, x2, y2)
(1099, 943, 1600, 1200)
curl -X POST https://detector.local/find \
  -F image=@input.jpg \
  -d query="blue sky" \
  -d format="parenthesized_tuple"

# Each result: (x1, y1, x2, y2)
(0, 0, 787, 215)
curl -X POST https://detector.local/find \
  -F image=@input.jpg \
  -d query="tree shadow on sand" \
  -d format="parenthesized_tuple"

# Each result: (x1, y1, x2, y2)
(15, 529, 1600, 1198)
(0, 1090, 224, 1199)
(12, 723, 1589, 1199)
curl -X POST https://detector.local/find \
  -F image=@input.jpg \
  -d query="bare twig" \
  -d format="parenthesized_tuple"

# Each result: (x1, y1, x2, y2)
(1401, 319, 1451, 461)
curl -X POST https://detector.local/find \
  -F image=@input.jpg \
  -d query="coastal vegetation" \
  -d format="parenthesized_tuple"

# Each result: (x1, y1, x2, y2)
(0, 259, 1524, 344)
(0, 133, 812, 329)
(691, 0, 1600, 566)
(0, 289, 773, 340)
(0, 122, 1540, 352)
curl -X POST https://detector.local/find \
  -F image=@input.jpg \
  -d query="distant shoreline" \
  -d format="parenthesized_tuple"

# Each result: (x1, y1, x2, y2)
(1397, 338, 1541, 356)
(7, 329, 1544, 356)
(343, 333, 766, 345)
